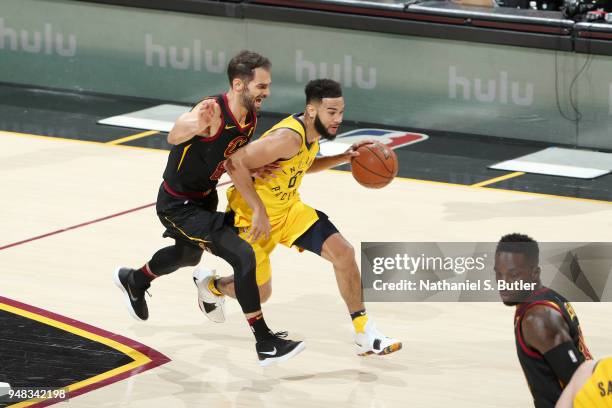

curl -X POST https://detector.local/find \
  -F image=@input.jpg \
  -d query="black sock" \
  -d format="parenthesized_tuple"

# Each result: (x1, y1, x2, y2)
(247, 313, 274, 342)
(350, 309, 367, 320)
(132, 265, 155, 289)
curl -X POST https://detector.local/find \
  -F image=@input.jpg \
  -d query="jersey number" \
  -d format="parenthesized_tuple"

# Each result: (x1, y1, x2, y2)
(287, 171, 303, 188)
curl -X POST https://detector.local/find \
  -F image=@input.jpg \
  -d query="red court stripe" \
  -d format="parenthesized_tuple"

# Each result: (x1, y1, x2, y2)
(0, 203, 155, 251)
(0, 181, 231, 251)
(0, 296, 171, 407)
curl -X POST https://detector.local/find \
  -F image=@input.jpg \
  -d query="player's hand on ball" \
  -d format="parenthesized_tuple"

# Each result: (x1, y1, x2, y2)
(350, 141, 398, 189)
(345, 139, 375, 158)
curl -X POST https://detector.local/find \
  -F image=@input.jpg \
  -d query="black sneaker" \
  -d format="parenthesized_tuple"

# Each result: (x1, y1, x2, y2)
(256, 334, 305, 367)
(113, 267, 149, 321)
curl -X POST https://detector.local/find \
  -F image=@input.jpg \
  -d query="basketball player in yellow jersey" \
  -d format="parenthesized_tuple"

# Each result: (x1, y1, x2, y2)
(556, 357, 612, 407)
(212, 79, 401, 356)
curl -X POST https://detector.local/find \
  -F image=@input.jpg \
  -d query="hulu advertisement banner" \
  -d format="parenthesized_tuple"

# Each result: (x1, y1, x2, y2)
(246, 20, 578, 145)
(0, 0, 245, 102)
(2, 0, 612, 148)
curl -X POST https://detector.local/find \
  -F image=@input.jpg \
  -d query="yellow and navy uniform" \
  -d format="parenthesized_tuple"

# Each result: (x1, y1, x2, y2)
(226, 113, 320, 284)
(515, 287, 592, 408)
(574, 358, 612, 408)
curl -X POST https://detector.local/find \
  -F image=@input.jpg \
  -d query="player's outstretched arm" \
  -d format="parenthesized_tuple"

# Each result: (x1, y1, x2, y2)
(522, 305, 583, 386)
(308, 139, 374, 173)
(167, 99, 221, 145)
(555, 360, 598, 408)
(225, 129, 301, 241)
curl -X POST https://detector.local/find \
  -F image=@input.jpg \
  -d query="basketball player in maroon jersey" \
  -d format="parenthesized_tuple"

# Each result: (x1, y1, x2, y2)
(114, 50, 303, 366)
(495, 233, 592, 407)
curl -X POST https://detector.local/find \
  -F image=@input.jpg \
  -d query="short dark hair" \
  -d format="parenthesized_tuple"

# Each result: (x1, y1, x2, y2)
(305, 79, 342, 104)
(496, 233, 539, 266)
(227, 50, 271, 84)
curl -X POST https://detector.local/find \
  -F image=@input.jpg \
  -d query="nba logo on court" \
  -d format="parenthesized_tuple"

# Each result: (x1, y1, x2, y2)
(318, 129, 428, 156)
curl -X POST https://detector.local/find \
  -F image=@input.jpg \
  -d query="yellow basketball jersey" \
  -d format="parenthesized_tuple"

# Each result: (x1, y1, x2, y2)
(574, 358, 612, 408)
(227, 113, 319, 227)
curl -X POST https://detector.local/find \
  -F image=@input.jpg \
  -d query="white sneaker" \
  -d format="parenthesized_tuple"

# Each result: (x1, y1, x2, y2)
(354, 321, 402, 356)
(193, 266, 225, 323)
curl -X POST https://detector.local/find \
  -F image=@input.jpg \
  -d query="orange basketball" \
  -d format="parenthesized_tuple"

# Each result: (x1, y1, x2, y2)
(350, 142, 398, 188)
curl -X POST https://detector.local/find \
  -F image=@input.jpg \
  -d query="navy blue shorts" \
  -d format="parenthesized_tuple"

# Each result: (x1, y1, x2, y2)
(292, 210, 339, 255)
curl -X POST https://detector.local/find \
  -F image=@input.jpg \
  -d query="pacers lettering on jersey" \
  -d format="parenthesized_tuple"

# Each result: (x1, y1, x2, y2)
(271, 153, 315, 201)
(226, 113, 317, 223)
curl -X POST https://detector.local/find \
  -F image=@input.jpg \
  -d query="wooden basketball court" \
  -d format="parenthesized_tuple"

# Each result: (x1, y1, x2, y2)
(1, 130, 611, 407)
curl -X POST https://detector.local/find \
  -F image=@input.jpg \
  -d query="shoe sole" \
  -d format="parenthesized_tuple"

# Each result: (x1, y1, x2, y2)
(259, 342, 306, 367)
(193, 270, 225, 323)
(113, 267, 145, 322)
(358, 341, 402, 357)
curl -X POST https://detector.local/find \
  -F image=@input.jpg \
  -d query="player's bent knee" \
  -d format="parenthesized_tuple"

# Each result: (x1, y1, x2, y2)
(241, 245, 256, 274)
(323, 233, 348, 263)
(236, 252, 257, 279)
(179, 245, 204, 266)
(334, 241, 356, 268)
(222, 240, 256, 280)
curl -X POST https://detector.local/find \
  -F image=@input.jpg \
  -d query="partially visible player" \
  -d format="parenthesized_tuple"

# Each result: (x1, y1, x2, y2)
(556, 357, 612, 407)
(199, 78, 401, 357)
(495, 233, 593, 408)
